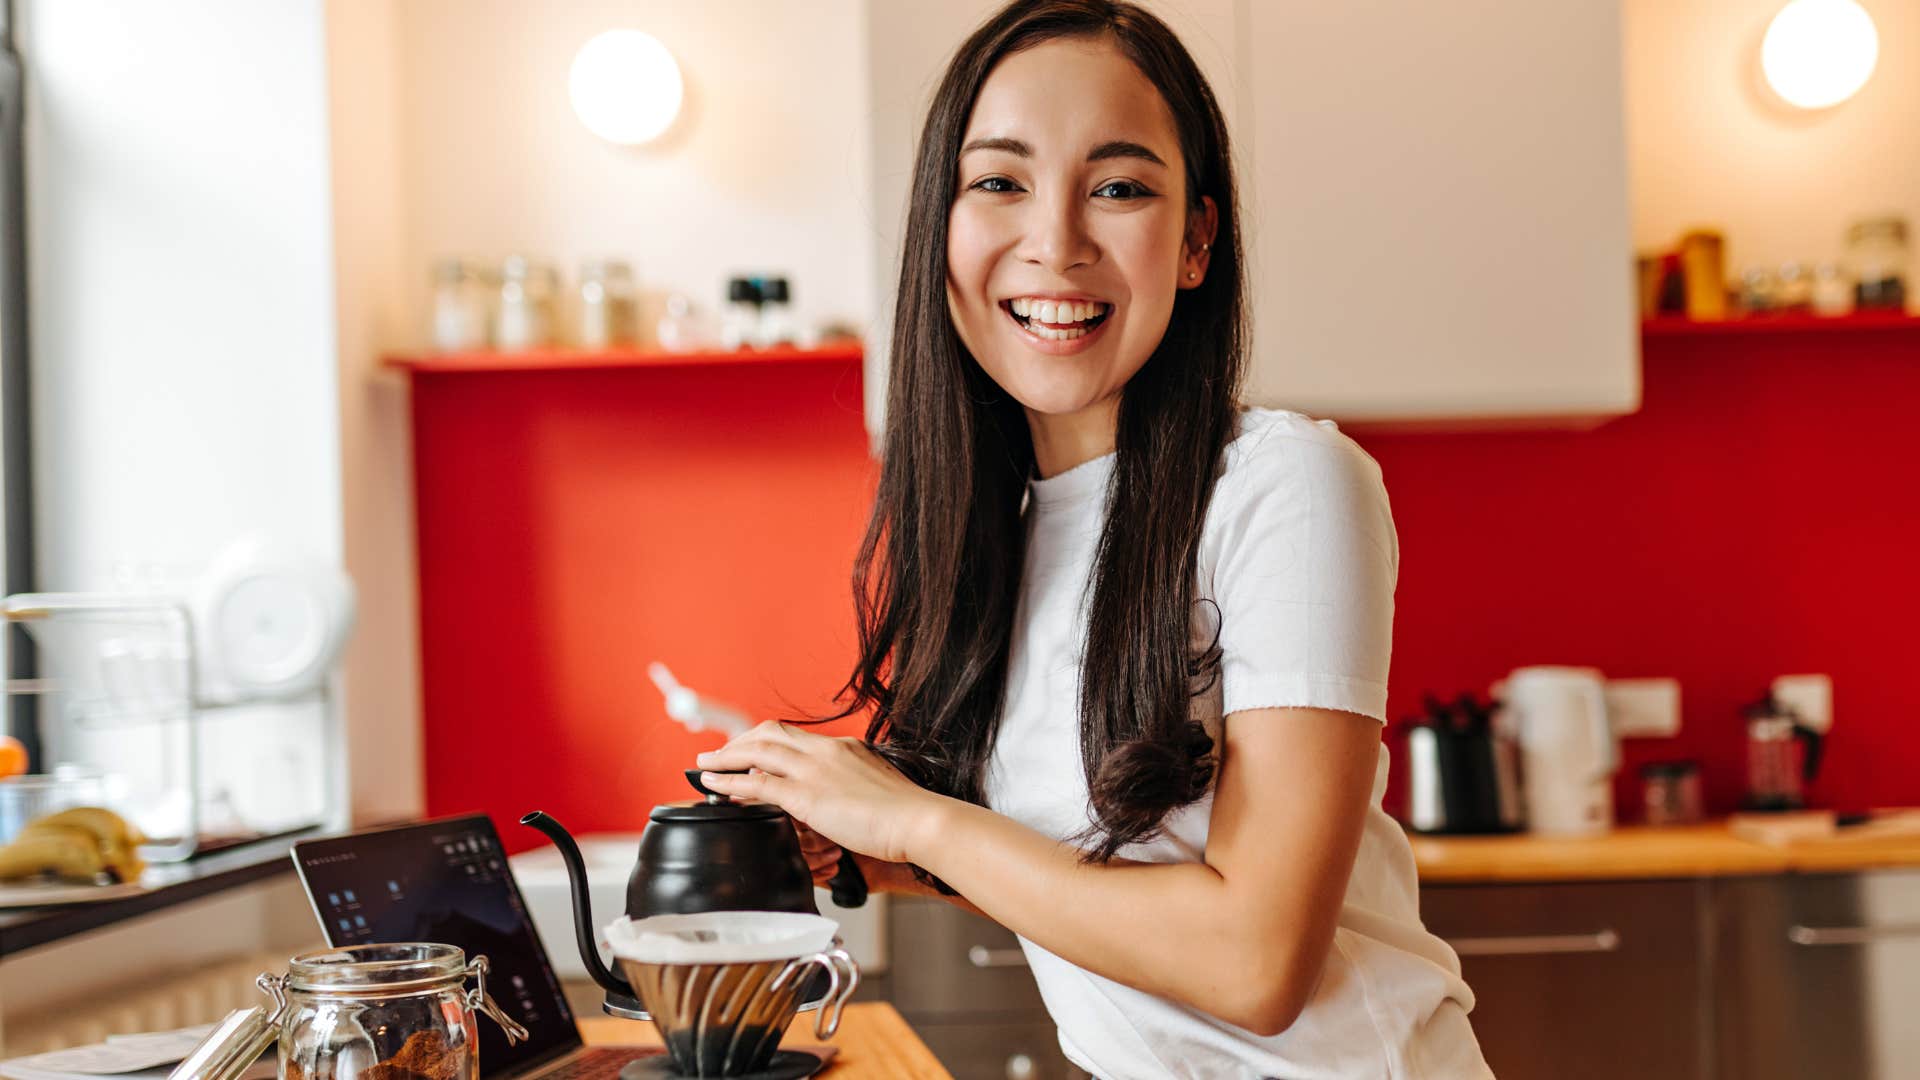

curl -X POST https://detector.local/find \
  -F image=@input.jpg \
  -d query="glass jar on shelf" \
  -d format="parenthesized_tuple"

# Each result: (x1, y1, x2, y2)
(1811, 262, 1853, 316)
(428, 258, 489, 352)
(1845, 215, 1909, 311)
(493, 255, 558, 351)
(575, 259, 638, 349)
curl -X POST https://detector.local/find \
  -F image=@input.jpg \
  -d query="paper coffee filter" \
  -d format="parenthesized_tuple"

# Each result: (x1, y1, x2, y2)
(604, 911, 839, 964)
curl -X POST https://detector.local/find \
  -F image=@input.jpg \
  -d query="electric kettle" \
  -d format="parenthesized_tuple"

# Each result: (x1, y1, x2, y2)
(522, 768, 866, 1018)
(1496, 666, 1619, 836)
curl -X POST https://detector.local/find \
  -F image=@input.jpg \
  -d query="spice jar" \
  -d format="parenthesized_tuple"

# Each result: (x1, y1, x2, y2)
(494, 256, 558, 351)
(1845, 216, 1909, 311)
(575, 259, 638, 349)
(171, 945, 527, 1080)
(1639, 761, 1703, 826)
(428, 259, 490, 352)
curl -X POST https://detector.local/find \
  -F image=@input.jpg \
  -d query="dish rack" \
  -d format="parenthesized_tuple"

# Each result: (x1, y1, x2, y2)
(3, 589, 349, 863)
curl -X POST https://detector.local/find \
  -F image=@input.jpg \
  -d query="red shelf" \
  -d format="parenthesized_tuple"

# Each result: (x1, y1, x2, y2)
(384, 340, 864, 373)
(1641, 312, 1920, 339)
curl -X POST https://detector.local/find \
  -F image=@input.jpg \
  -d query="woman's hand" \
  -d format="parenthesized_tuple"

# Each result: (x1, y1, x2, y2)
(696, 721, 944, 865)
(793, 818, 925, 897)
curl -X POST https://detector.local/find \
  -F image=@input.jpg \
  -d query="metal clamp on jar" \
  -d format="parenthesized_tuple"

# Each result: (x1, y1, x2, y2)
(170, 944, 527, 1080)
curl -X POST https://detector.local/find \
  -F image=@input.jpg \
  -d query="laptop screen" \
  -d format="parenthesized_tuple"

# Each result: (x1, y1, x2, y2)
(292, 816, 580, 1076)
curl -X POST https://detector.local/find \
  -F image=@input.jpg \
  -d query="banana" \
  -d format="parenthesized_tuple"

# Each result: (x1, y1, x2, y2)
(21, 807, 146, 882)
(0, 824, 110, 882)
(32, 806, 145, 849)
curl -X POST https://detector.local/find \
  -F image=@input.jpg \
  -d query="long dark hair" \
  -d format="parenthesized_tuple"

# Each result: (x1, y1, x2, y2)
(821, 0, 1245, 864)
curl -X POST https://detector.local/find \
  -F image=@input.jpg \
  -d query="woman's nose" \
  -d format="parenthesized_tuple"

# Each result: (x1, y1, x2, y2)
(1019, 192, 1098, 273)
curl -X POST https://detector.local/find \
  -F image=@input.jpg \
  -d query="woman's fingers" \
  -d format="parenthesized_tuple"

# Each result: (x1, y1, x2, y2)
(697, 738, 808, 778)
(699, 768, 792, 806)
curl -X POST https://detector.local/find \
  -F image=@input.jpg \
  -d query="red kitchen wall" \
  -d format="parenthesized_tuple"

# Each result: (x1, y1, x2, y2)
(416, 325, 1920, 850)
(413, 355, 878, 852)
(1357, 322, 1920, 818)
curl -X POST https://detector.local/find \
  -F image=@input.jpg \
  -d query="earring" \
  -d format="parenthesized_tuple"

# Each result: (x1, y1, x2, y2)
(1187, 271, 1197, 280)
(1202, 243, 1210, 252)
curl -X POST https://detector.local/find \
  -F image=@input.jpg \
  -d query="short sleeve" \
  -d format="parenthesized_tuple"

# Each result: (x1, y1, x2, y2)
(1203, 423, 1399, 723)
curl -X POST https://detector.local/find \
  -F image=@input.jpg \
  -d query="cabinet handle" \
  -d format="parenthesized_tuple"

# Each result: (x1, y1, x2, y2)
(1447, 929, 1621, 956)
(1787, 922, 1920, 947)
(968, 944, 1029, 968)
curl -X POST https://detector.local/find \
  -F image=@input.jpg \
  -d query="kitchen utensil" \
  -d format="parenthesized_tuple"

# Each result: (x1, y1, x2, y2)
(604, 912, 856, 1077)
(1743, 694, 1824, 811)
(1401, 692, 1523, 834)
(1497, 666, 1618, 836)
(520, 767, 867, 1019)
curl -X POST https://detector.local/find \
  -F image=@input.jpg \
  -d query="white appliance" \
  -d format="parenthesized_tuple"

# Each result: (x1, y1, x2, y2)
(1496, 666, 1619, 836)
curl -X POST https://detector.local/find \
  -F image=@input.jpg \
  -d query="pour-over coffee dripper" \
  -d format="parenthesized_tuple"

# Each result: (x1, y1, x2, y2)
(604, 911, 857, 1079)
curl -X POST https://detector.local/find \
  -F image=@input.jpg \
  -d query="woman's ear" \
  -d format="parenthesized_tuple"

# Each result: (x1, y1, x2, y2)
(1181, 196, 1219, 289)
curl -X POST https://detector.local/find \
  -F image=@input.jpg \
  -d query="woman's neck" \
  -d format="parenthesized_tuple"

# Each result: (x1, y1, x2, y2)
(1026, 396, 1120, 480)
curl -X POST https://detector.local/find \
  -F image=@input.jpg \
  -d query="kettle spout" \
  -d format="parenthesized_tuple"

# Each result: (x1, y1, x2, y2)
(519, 811, 635, 1001)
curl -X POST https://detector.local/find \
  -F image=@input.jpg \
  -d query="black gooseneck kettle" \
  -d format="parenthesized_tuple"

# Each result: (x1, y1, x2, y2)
(521, 769, 866, 1018)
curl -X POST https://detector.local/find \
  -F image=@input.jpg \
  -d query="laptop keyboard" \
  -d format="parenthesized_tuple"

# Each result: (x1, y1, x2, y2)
(539, 1048, 659, 1080)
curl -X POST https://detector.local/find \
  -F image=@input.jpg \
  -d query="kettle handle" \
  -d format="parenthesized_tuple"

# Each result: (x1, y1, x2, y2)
(1580, 679, 1617, 776)
(828, 849, 868, 909)
(1794, 723, 1825, 783)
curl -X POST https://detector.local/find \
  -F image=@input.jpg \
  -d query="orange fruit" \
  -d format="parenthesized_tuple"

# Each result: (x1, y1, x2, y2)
(0, 735, 26, 780)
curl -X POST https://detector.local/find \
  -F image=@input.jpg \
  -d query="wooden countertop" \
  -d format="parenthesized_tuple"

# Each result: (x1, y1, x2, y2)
(1411, 821, 1920, 884)
(579, 1003, 952, 1079)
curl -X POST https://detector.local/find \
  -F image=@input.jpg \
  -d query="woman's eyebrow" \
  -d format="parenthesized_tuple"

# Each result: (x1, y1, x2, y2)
(958, 136, 1167, 167)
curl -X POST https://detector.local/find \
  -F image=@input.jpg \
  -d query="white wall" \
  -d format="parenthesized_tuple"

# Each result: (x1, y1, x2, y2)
(326, 0, 423, 826)
(21, 0, 349, 835)
(1625, 0, 1919, 292)
(391, 0, 877, 347)
(25, 1, 343, 582)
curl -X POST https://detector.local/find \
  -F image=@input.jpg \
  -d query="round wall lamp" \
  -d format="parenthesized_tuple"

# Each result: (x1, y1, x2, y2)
(1761, 0, 1879, 109)
(569, 29, 684, 145)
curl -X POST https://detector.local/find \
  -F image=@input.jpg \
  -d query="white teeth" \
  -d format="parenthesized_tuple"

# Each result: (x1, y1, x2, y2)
(1024, 322, 1089, 340)
(1005, 298, 1110, 325)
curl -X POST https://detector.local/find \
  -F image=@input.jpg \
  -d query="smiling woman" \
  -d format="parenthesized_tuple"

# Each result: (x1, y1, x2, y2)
(697, 3, 1494, 1077)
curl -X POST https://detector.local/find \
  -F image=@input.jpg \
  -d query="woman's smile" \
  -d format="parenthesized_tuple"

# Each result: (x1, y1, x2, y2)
(998, 294, 1115, 353)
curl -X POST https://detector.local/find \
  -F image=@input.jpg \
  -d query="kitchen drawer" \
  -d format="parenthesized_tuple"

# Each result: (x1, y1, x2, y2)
(1421, 880, 1707, 1080)
(1712, 871, 1920, 1080)
(888, 895, 1049, 1016)
(911, 1019, 1090, 1080)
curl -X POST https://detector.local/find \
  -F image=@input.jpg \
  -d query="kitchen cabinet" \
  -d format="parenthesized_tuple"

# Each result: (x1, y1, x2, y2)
(1421, 880, 1709, 1080)
(861, 0, 1636, 434)
(1423, 868, 1920, 1080)
(1711, 871, 1920, 1080)
(887, 896, 1089, 1080)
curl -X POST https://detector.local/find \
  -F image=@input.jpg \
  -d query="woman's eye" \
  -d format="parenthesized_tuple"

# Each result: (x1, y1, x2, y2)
(969, 176, 1023, 194)
(1093, 180, 1153, 200)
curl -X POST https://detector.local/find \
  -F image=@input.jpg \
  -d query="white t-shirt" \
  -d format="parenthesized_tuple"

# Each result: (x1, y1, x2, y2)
(983, 407, 1491, 1079)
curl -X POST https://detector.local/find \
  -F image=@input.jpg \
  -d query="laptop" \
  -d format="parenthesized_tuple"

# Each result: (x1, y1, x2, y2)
(290, 815, 651, 1080)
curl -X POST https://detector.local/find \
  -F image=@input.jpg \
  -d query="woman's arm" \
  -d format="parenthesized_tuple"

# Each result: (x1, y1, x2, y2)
(698, 706, 1380, 1036)
(908, 706, 1377, 1035)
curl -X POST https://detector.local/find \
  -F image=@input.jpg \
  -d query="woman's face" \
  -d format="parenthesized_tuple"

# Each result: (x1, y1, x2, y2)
(946, 36, 1214, 434)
